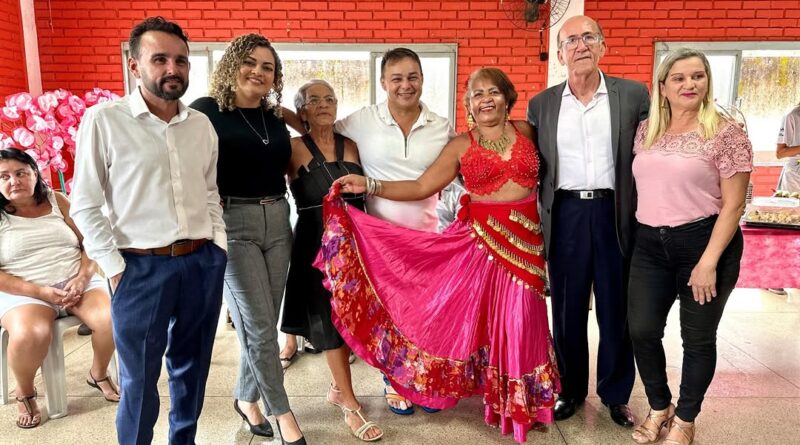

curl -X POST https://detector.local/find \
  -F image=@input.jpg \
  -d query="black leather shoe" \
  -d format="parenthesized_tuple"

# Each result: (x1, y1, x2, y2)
(606, 403, 635, 427)
(233, 399, 274, 437)
(553, 397, 582, 421)
(276, 411, 307, 445)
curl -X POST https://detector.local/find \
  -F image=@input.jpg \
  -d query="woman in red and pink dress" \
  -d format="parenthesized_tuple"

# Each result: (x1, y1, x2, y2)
(318, 68, 560, 443)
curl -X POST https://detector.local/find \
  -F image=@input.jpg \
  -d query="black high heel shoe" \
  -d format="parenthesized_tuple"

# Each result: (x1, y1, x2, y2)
(276, 411, 307, 445)
(233, 399, 274, 437)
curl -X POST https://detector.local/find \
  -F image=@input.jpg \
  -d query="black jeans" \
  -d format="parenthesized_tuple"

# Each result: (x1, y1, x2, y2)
(628, 215, 743, 422)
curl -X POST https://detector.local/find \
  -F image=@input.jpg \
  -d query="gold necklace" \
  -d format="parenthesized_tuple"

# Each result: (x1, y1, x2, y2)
(477, 128, 511, 155)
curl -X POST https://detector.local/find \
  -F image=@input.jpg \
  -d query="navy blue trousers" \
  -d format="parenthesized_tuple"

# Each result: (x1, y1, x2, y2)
(548, 193, 635, 405)
(112, 243, 226, 445)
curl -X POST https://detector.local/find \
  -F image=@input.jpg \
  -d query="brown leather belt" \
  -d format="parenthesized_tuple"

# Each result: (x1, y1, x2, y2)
(122, 239, 209, 257)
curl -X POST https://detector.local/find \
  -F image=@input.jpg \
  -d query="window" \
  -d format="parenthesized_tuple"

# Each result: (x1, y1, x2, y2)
(655, 42, 800, 165)
(121, 42, 457, 226)
(121, 42, 458, 125)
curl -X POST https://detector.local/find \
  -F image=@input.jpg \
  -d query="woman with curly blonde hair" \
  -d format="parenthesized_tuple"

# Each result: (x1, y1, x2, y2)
(191, 34, 306, 445)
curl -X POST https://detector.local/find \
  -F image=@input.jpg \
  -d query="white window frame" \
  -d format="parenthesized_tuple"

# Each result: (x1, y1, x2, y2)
(121, 42, 458, 123)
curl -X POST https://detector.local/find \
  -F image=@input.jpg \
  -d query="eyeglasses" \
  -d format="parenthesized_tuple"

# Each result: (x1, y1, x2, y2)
(560, 33, 603, 50)
(306, 96, 337, 107)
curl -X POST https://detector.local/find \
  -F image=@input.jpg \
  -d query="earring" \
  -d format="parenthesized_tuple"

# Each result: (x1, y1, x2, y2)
(467, 113, 475, 129)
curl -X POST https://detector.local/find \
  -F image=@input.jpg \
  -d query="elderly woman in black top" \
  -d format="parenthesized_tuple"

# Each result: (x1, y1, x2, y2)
(190, 34, 305, 445)
(280, 80, 382, 441)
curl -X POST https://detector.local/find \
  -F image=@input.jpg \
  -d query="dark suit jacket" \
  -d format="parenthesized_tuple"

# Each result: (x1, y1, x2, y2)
(527, 74, 650, 259)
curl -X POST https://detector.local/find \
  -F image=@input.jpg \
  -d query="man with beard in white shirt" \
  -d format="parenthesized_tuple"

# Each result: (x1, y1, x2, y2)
(70, 17, 227, 445)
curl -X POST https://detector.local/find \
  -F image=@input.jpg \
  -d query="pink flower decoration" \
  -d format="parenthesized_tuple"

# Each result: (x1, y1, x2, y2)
(8, 93, 33, 111)
(50, 153, 67, 172)
(36, 160, 50, 177)
(26, 113, 57, 132)
(49, 135, 65, 151)
(12, 127, 35, 147)
(84, 91, 98, 105)
(56, 103, 74, 118)
(24, 149, 39, 162)
(0, 134, 13, 149)
(61, 114, 78, 129)
(37, 92, 59, 113)
(1, 106, 19, 121)
(1, 88, 117, 185)
(65, 126, 78, 146)
(68, 95, 86, 114)
(85, 88, 119, 107)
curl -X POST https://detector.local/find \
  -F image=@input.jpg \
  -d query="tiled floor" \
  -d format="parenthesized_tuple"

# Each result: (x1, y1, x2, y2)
(1, 288, 798, 445)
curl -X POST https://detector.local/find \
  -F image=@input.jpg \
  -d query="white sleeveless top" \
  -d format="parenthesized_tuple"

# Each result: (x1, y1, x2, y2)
(0, 190, 82, 286)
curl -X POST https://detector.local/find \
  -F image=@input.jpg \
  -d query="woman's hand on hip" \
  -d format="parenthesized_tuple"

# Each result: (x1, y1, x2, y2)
(337, 174, 367, 194)
(688, 260, 717, 304)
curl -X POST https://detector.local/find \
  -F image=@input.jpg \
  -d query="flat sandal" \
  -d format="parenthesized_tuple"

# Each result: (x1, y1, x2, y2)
(341, 404, 383, 442)
(326, 382, 343, 408)
(16, 388, 41, 429)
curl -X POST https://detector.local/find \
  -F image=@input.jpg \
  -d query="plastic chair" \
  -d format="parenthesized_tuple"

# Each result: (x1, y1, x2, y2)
(0, 315, 118, 418)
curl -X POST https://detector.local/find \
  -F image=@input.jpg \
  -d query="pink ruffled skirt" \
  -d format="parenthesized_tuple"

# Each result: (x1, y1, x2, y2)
(316, 185, 560, 443)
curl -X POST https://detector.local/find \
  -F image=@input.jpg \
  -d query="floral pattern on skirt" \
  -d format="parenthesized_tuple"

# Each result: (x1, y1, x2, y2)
(316, 184, 560, 443)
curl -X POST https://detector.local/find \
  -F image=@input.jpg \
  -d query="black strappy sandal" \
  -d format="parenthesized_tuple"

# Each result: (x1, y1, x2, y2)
(87, 371, 120, 402)
(16, 388, 41, 429)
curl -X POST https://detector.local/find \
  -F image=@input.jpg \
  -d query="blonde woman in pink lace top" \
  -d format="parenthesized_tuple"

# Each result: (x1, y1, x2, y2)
(627, 49, 752, 445)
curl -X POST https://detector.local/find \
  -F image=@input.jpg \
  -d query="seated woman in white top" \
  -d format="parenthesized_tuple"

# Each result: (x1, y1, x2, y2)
(0, 148, 119, 429)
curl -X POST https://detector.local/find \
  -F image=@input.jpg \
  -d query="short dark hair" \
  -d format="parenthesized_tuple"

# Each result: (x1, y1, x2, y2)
(129, 16, 189, 59)
(0, 148, 49, 219)
(380, 47, 423, 77)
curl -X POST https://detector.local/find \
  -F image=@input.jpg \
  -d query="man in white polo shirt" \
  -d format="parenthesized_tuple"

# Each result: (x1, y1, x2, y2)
(335, 47, 455, 414)
(336, 48, 455, 233)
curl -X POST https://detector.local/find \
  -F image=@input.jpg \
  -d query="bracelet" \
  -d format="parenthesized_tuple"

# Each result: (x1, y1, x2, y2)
(365, 176, 373, 195)
(365, 176, 383, 196)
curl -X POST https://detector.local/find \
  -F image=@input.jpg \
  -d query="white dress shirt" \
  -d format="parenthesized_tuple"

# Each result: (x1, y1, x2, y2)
(556, 72, 615, 191)
(70, 87, 226, 278)
(335, 101, 455, 231)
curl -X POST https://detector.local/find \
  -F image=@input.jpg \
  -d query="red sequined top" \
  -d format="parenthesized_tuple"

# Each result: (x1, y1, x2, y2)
(460, 124, 539, 196)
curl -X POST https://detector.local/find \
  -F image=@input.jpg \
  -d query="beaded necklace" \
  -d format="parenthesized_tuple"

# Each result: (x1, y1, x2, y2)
(477, 125, 511, 155)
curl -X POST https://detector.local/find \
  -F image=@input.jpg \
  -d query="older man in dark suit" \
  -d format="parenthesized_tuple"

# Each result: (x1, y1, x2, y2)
(527, 15, 650, 427)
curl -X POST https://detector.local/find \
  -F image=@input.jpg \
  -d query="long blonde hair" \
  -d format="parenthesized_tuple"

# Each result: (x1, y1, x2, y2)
(644, 48, 721, 148)
(208, 33, 283, 116)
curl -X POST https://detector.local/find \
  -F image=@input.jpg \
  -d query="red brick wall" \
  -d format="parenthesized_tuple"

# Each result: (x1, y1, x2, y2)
(585, 0, 798, 193)
(752, 165, 783, 196)
(586, 0, 800, 84)
(31, 0, 550, 126)
(0, 0, 26, 97)
(13, 0, 796, 189)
